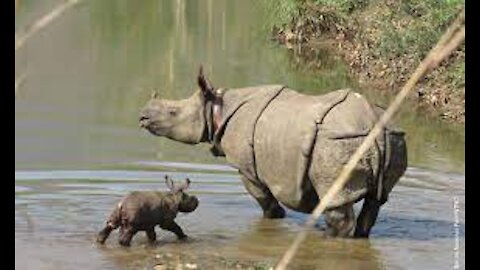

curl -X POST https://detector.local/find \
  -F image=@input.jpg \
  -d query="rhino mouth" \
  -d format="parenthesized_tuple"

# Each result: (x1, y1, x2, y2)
(139, 117, 152, 129)
(139, 118, 157, 134)
(139, 119, 148, 128)
(139, 120, 169, 137)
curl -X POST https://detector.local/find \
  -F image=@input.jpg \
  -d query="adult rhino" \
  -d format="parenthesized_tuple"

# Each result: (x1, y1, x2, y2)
(139, 67, 407, 238)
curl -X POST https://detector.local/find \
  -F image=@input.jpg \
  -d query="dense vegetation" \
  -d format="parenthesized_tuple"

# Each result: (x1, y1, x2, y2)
(260, 0, 465, 123)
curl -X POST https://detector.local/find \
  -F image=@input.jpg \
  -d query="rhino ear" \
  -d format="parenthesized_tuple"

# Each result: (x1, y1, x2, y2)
(165, 175, 175, 192)
(197, 65, 214, 99)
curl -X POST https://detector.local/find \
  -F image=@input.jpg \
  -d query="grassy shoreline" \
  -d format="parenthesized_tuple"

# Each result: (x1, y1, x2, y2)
(261, 0, 465, 124)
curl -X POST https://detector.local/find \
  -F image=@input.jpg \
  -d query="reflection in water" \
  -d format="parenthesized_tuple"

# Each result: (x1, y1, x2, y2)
(229, 218, 385, 270)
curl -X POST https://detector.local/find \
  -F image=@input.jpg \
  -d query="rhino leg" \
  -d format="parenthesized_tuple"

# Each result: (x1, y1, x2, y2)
(161, 221, 187, 240)
(119, 229, 137, 246)
(240, 175, 285, 219)
(118, 222, 138, 246)
(97, 206, 122, 244)
(97, 222, 116, 244)
(324, 203, 355, 237)
(353, 197, 381, 238)
(146, 227, 157, 243)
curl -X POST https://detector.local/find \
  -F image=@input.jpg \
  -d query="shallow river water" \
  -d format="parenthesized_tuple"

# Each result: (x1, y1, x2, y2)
(15, 1, 464, 269)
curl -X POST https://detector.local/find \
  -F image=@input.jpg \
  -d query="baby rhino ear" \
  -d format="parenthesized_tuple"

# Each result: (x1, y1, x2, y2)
(184, 178, 191, 189)
(165, 175, 175, 192)
(177, 178, 191, 192)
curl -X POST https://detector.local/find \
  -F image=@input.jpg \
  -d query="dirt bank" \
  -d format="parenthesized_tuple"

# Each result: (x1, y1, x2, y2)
(269, 0, 464, 124)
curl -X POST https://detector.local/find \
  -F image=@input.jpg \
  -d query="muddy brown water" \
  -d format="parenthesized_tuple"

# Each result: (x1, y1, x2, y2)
(15, 1, 464, 269)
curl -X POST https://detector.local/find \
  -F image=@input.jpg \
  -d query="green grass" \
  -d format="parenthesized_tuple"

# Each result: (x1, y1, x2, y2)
(447, 60, 465, 88)
(257, 0, 301, 31)
(313, 0, 370, 13)
(260, 0, 465, 110)
(260, 0, 463, 61)
(378, 0, 464, 60)
(252, 263, 273, 270)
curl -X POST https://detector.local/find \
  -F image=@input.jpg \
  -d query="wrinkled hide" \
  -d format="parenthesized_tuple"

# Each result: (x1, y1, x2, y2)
(214, 86, 407, 213)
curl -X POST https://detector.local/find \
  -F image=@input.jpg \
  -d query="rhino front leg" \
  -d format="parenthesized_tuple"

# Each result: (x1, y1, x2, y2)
(324, 203, 355, 237)
(97, 222, 116, 244)
(240, 175, 285, 219)
(97, 207, 121, 244)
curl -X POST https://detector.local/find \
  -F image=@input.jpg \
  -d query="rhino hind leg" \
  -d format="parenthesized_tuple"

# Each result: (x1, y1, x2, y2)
(240, 175, 285, 219)
(118, 225, 138, 247)
(324, 203, 355, 237)
(352, 131, 407, 238)
(146, 227, 157, 243)
(353, 197, 381, 238)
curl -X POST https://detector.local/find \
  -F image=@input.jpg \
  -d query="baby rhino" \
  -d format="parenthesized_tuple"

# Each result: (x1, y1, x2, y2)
(97, 176, 199, 246)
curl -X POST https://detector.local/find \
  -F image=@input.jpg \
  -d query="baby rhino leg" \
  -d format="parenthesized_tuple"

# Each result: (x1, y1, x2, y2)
(97, 221, 117, 244)
(118, 222, 138, 247)
(240, 175, 285, 219)
(97, 207, 121, 244)
(161, 221, 187, 240)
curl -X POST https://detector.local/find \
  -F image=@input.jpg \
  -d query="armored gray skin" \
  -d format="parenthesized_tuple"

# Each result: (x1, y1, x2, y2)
(139, 68, 407, 238)
(97, 176, 199, 246)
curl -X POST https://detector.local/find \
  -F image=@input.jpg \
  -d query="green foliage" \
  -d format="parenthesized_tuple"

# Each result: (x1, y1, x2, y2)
(447, 60, 465, 88)
(252, 262, 273, 270)
(313, 0, 370, 13)
(259, 0, 465, 98)
(257, 0, 301, 31)
(378, 0, 464, 60)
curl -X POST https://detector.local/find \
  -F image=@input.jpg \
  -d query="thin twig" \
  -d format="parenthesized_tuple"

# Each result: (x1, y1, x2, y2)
(275, 8, 465, 270)
(15, 0, 81, 52)
(15, 73, 27, 96)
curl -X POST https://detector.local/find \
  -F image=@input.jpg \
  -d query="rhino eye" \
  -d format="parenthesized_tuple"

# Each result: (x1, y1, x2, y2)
(167, 108, 178, 116)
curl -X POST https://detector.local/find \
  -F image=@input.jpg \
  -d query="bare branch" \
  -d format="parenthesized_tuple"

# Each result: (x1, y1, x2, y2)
(15, 0, 81, 52)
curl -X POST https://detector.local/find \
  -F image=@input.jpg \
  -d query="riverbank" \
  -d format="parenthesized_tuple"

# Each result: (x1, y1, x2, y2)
(262, 0, 465, 124)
